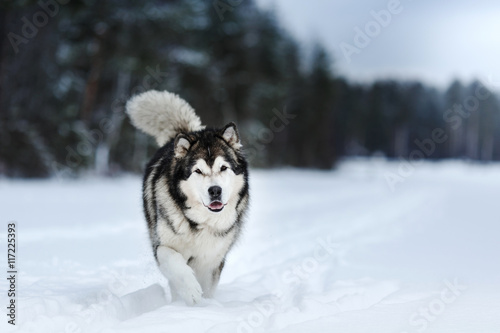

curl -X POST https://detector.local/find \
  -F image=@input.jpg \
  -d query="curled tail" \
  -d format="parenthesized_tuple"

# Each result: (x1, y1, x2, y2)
(126, 90, 204, 146)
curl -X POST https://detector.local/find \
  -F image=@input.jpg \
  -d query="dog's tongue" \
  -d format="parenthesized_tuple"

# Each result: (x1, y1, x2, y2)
(209, 201, 223, 210)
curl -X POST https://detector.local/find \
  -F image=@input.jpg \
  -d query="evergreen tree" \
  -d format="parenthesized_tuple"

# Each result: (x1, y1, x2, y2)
(2, 0, 500, 178)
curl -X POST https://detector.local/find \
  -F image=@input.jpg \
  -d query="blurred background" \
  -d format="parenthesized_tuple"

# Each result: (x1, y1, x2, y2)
(1, 0, 500, 178)
(2, 2, 500, 331)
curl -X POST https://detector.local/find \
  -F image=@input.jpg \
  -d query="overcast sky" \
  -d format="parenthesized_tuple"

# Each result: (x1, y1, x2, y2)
(255, 0, 500, 90)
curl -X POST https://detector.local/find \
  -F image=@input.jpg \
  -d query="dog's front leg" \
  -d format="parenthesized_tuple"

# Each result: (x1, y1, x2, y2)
(201, 259, 225, 298)
(156, 246, 203, 305)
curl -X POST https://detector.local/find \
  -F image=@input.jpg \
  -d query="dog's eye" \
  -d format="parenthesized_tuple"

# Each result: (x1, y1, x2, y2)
(194, 169, 202, 175)
(220, 165, 228, 172)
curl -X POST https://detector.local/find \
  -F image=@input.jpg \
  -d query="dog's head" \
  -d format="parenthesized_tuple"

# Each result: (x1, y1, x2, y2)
(171, 122, 248, 222)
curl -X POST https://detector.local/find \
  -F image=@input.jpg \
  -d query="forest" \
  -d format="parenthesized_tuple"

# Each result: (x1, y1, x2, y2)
(1, 0, 499, 177)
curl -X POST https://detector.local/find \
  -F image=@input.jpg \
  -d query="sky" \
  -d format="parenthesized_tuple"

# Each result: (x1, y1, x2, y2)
(254, 0, 500, 90)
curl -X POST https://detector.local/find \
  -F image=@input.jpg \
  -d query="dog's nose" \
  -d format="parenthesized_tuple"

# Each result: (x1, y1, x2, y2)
(208, 186, 222, 199)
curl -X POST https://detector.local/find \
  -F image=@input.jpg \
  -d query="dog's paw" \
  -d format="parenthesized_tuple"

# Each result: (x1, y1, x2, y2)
(168, 267, 203, 305)
(175, 274, 203, 305)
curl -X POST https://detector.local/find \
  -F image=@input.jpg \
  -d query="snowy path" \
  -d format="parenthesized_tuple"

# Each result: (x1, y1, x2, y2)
(1, 159, 499, 332)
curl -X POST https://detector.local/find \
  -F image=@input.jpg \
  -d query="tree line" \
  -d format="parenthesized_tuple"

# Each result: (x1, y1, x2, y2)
(1, 0, 499, 177)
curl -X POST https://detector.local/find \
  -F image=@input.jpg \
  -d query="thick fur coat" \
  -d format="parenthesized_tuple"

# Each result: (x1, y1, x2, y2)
(126, 90, 249, 305)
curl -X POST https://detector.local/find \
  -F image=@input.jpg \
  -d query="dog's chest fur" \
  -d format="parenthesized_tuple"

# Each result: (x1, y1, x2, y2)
(154, 200, 238, 292)
(156, 217, 236, 266)
(151, 175, 240, 270)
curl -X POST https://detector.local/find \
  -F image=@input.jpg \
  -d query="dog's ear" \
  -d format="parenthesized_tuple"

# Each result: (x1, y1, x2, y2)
(220, 122, 242, 149)
(174, 133, 191, 158)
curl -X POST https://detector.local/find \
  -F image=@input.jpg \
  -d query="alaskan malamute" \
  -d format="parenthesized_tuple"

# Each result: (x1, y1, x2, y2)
(126, 90, 249, 305)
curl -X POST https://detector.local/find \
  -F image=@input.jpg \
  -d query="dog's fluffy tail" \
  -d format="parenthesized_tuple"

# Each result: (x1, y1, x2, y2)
(126, 90, 204, 146)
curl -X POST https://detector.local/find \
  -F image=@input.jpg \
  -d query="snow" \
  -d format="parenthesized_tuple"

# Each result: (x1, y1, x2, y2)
(1, 159, 499, 332)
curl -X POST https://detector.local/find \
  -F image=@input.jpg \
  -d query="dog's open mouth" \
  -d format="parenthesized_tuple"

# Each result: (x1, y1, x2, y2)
(207, 201, 224, 212)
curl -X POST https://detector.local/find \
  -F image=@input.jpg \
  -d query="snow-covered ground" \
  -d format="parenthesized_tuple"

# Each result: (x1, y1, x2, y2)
(1, 159, 499, 332)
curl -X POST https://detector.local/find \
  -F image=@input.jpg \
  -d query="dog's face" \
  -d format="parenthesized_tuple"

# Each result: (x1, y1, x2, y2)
(185, 155, 236, 212)
(172, 123, 248, 224)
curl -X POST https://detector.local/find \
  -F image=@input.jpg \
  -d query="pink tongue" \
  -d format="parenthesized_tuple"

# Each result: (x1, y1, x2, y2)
(209, 201, 223, 209)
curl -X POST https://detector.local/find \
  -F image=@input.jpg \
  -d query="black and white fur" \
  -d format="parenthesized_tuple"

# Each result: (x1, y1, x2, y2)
(126, 90, 249, 305)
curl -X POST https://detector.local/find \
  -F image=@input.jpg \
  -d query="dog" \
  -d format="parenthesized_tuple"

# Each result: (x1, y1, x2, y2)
(126, 90, 249, 305)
